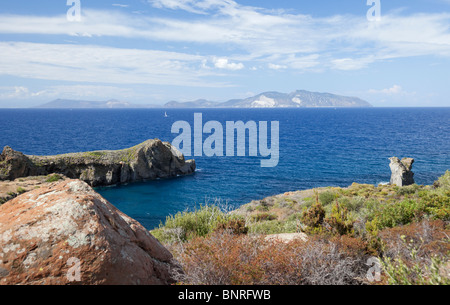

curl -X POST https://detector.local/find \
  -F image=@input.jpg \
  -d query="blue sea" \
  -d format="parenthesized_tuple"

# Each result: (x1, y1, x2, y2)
(1, 108, 449, 229)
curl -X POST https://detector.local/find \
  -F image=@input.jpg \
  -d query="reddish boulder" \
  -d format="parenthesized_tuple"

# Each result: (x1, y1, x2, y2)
(0, 179, 177, 285)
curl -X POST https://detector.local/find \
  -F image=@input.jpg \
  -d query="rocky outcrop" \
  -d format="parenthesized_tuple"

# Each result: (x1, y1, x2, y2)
(0, 179, 178, 285)
(0, 146, 35, 180)
(389, 157, 415, 186)
(0, 140, 196, 187)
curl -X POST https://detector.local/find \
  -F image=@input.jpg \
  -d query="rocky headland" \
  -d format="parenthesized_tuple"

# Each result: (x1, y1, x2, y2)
(0, 139, 196, 187)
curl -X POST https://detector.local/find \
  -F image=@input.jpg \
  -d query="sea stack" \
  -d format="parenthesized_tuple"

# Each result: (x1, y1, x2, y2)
(389, 157, 415, 186)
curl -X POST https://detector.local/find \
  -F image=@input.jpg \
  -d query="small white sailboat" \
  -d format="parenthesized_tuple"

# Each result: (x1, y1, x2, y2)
(164, 111, 168, 118)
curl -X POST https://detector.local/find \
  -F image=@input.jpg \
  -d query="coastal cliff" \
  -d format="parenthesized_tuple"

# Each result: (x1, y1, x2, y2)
(0, 140, 196, 187)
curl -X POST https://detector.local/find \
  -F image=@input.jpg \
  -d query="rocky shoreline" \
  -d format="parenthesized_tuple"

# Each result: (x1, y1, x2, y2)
(2, 154, 447, 285)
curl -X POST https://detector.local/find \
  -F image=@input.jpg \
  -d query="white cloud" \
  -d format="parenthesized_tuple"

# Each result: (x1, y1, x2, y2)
(0, 42, 229, 87)
(331, 57, 374, 71)
(213, 58, 244, 70)
(382, 85, 403, 95)
(368, 85, 414, 96)
(268, 63, 286, 70)
(0, 3, 449, 94)
(35, 85, 135, 99)
(0, 85, 170, 104)
(0, 86, 29, 99)
(148, 0, 240, 15)
(0, 7, 449, 73)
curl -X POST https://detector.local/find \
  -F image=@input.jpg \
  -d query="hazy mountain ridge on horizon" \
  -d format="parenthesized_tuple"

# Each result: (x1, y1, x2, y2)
(35, 99, 157, 109)
(34, 90, 373, 109)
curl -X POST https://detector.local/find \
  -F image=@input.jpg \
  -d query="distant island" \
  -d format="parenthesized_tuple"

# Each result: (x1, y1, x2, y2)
(35, 99, 153, 109)
(35, 90, 372, 109)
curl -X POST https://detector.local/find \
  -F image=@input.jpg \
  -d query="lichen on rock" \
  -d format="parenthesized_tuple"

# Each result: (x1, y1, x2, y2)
(0, 179, 179, 285)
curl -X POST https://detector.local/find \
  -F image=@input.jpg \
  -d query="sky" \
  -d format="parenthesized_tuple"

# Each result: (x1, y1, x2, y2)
(0, 0, 450, 107)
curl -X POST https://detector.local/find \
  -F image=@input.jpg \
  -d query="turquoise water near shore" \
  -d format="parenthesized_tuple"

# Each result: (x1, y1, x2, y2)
(1, 108, 449, 229)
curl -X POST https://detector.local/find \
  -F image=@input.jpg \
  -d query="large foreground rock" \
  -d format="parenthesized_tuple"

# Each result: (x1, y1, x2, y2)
(0, 180, 177, 285)
(0, 139, 195, 187)
(389, 157, 415, 186)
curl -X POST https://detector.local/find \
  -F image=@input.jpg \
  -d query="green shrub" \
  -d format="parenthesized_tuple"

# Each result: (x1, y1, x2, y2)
(301, 202, 325, 233)
(434, 171, 450, 189)
(364, 219, 383, 255)
(361, 198, 380, 216)
(16, 187, 27, 195)
(302, 197, 315, 209)
(154, 205, 244, 243)
(85, 151, 105, 158)
(325, 203, 354, 236)
(319, 191, 336, 206)
(397, 184, 420, 196)
(286, 213, 302, 222)
(251, 212, 277, 222)
(248, 220, 283, 234)
(255, 204, 270, 212)
(364, 187, 449, 231)
(371, 200, 423, 230)
(349, 196, 366, 212)
(419, 190, 450, 220)
(248, 220, 298, 235)
(337, 197, 351, 208)
(46, 174, 62, 183)
(246, 205, 255, 212)
(215, 218, 248, 235)
(150, 228, 169, 243)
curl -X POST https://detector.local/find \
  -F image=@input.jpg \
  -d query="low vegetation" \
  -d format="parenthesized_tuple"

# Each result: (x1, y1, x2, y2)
(152, 201, 246, 244)
(45, 174, 63, 183)
(153, 171, 450, 285)
(0, 174, 66, 206)
(169, 232, 368, 285)
(16, 187, 27, 195)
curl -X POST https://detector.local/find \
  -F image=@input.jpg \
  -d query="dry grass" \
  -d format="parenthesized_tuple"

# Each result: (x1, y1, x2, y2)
(168, 232, 370, 285)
